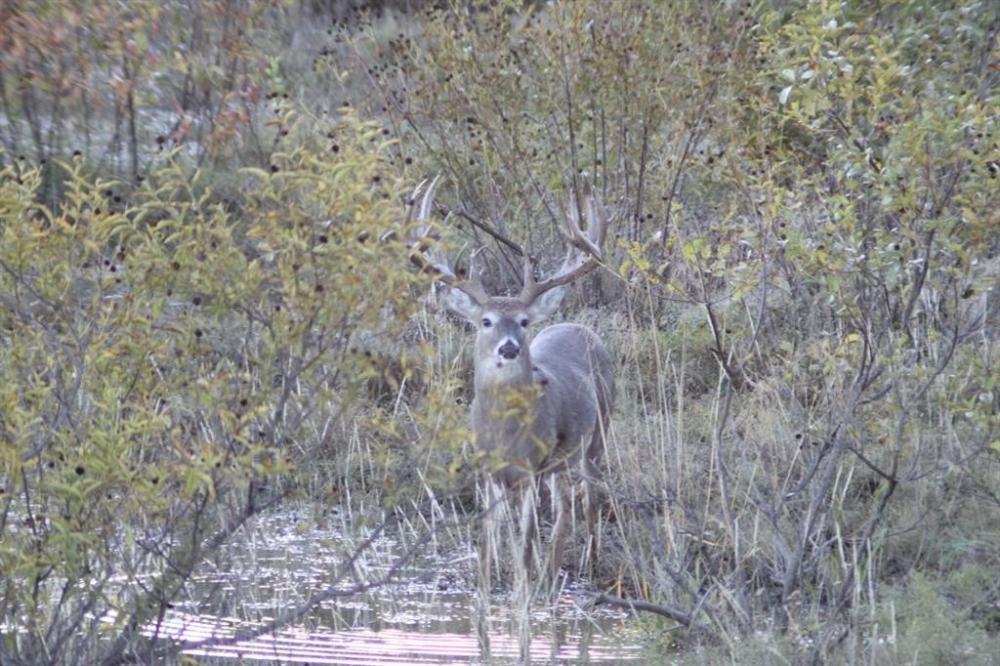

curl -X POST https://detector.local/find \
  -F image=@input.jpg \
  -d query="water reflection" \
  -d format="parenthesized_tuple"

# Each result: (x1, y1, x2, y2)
(149, 612, 637, 663)
(168, 506, 642, 664)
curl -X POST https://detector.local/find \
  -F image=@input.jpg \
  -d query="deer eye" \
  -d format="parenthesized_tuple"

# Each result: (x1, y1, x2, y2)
(481, 318, 492, 328)
(520, 318, 529, 328)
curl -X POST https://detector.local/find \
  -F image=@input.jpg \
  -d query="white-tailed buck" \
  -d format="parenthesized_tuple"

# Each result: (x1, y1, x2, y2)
(408, 177, 614, 582)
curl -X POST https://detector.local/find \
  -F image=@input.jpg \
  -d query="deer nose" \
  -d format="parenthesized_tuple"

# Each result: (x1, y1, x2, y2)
(498, 340, 520, 360)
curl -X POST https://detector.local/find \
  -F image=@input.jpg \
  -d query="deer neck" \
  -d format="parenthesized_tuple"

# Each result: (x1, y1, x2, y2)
(472, 353, 539, 454)
(473, 352, 533, 396)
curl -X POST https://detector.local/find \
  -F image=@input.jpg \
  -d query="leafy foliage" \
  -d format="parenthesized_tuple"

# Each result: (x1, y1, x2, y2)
(0, 113, 428, 662)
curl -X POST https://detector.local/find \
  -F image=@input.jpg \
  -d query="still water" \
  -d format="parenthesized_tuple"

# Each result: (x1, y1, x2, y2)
(148, 506, 643, 664)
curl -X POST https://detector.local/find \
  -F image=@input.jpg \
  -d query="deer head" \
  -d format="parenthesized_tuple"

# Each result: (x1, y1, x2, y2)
(407, 177, 609, 392)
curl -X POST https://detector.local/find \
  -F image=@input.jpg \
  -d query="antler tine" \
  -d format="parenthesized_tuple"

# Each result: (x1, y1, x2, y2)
(453, 252, 491, 304)
(521, 251, 535, 290)
(467, 247, 492, 294)
(519, 194, 607, 303)
(407, 176, 490, 304)
(418, 175, 441, 224)
(561, 195, 606, 260)
(405, 177, 426, 220)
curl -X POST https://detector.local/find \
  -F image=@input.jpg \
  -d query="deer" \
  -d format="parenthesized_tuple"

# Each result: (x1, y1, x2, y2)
(407, 177, 614, 588)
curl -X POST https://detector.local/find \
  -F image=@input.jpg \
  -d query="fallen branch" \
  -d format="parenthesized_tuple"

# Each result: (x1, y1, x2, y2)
(593, 592, 692, 626)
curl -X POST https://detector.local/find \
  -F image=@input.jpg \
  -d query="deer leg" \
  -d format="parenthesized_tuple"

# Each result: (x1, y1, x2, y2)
(479, 479, 508, 581)
(583, 475, 600, 577)
(548, 472, 571, 587)
(517, 481, 538, 573)
(515, 482, 539, 664)
(476, 479, 500, 658)
(475, 540, 492, 657)
(582, 417, 609, 577)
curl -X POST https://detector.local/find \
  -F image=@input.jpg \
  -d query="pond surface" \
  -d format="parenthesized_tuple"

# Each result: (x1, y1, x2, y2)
(154, 506, 644, 664)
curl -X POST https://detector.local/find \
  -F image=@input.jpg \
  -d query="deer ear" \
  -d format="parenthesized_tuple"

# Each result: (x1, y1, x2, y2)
(439, 286, 481, 322)
(525, 286, 565, 321)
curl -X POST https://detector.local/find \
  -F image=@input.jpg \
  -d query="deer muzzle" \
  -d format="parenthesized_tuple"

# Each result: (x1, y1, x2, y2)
(498, 340, 520, 360)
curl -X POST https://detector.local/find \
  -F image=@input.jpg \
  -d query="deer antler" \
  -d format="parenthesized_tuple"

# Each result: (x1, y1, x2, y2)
(519, 194, 608, 303)
(407, 176, 490, 304)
